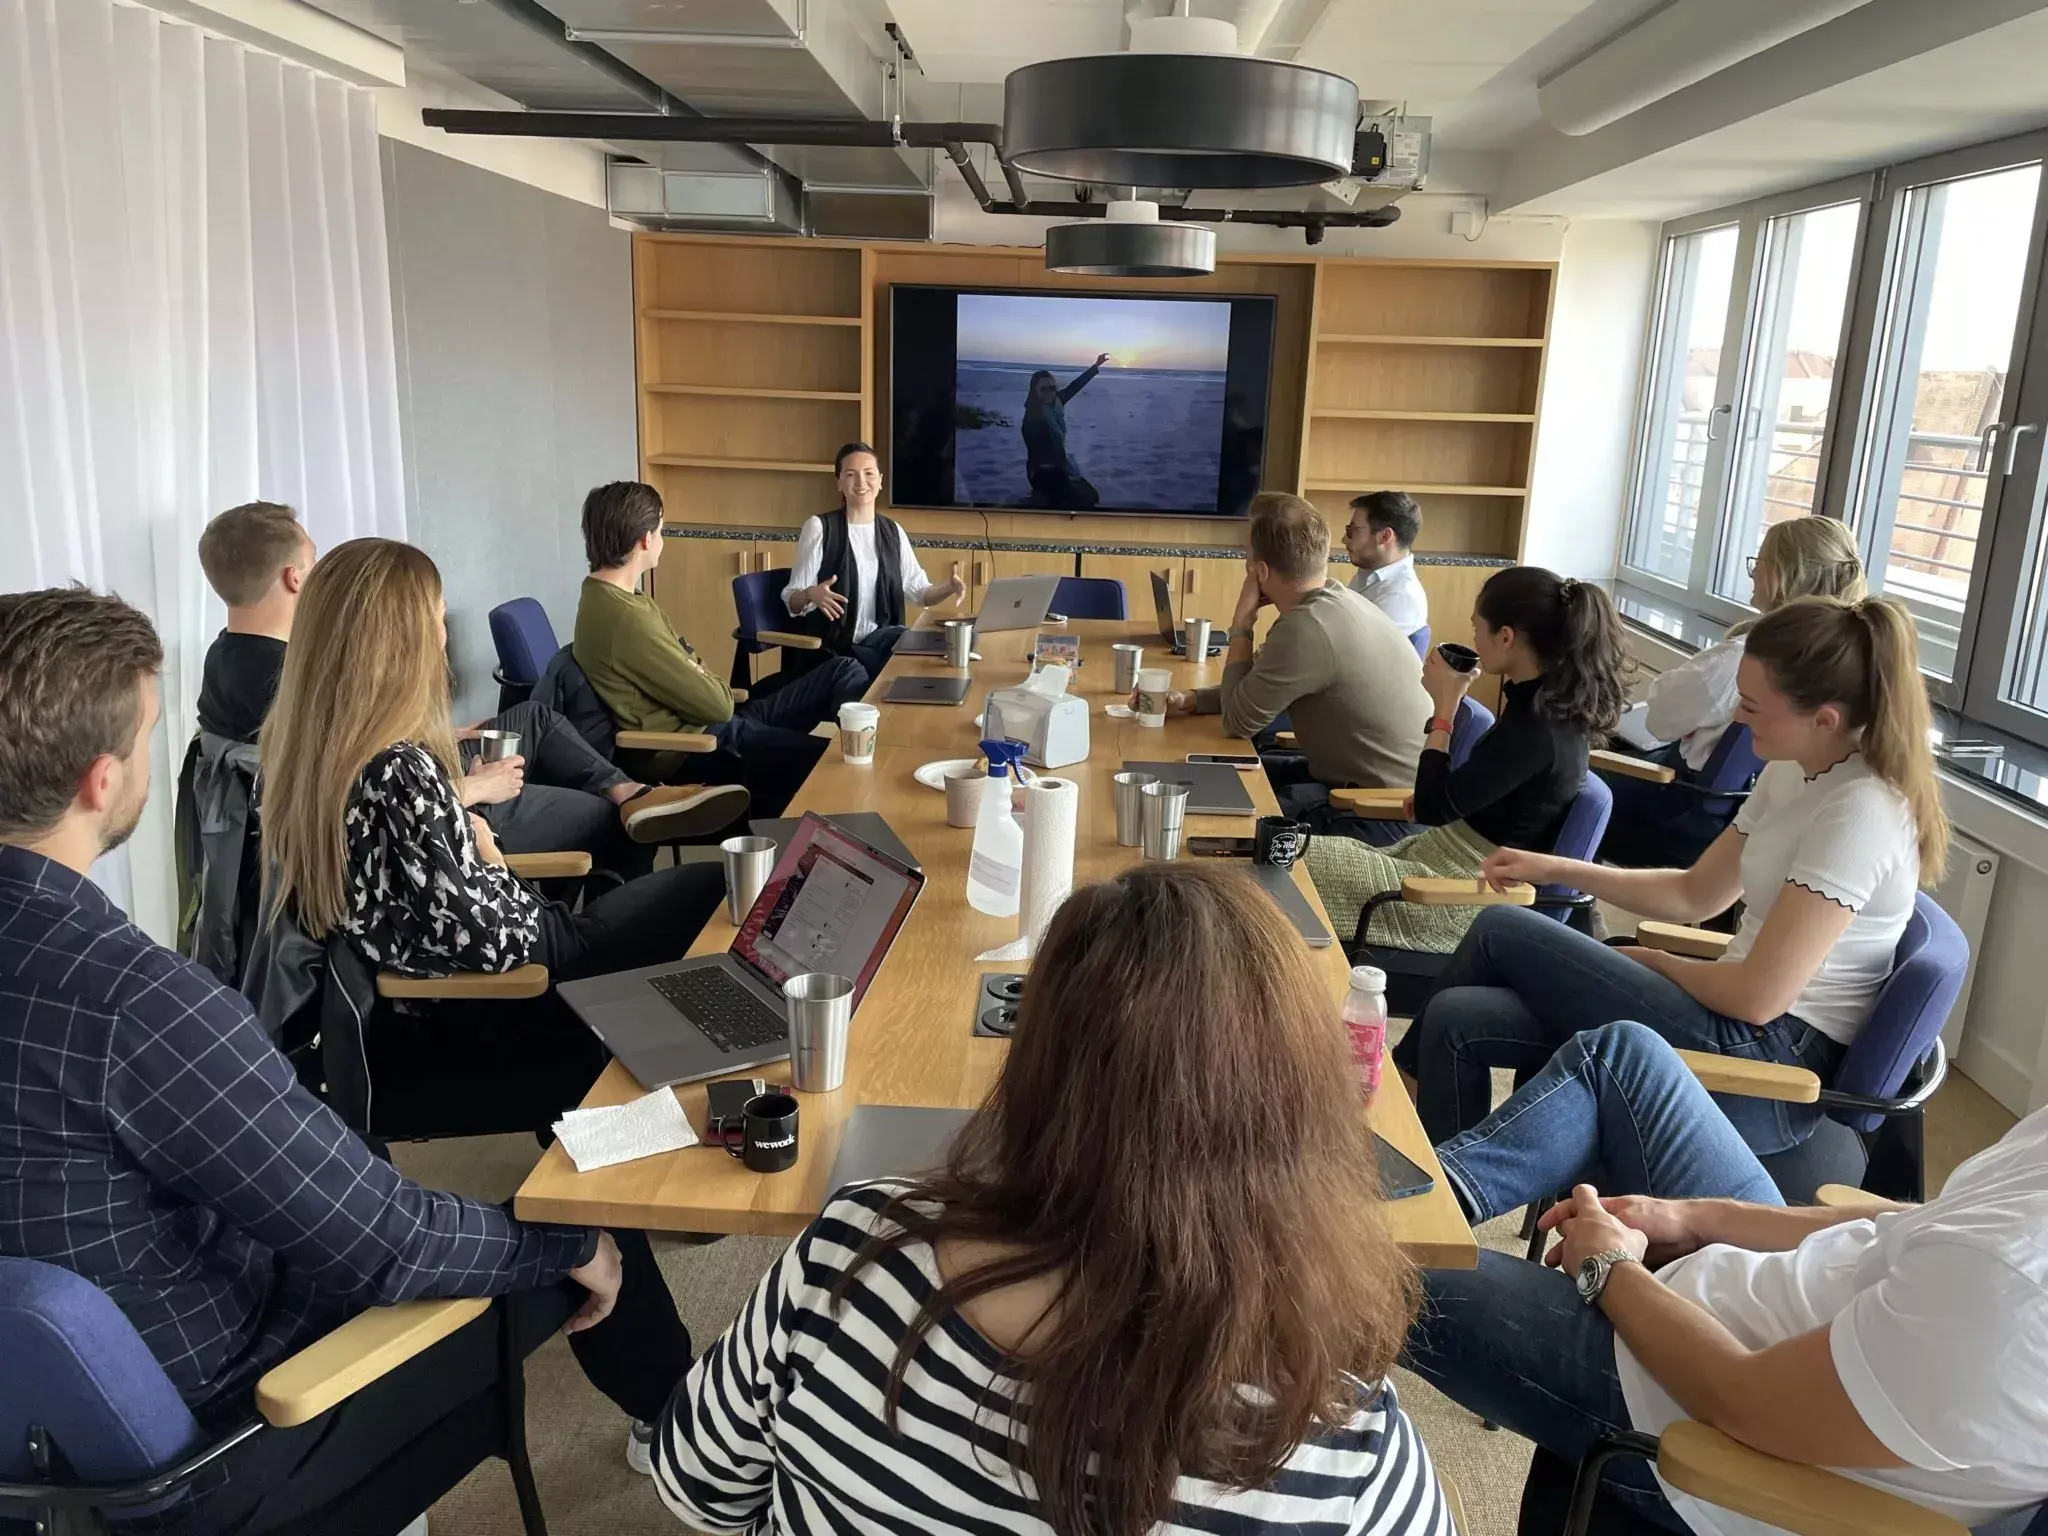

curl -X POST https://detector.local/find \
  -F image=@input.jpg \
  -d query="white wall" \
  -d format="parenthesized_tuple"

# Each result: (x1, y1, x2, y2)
(1524, 218, 1660, 578)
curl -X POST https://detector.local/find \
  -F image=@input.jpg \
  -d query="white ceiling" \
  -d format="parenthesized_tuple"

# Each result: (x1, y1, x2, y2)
(312, 0, 2048, 223)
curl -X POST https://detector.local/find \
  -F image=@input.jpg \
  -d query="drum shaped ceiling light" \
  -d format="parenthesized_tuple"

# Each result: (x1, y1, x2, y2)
(1045, 199, 1216, 277)
(1002, 15, 1361, 191)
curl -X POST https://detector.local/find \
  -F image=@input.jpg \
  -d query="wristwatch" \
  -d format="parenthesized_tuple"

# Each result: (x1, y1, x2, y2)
(1576, 1248, 1640, 1306)
(1227, 626, 1257, 642)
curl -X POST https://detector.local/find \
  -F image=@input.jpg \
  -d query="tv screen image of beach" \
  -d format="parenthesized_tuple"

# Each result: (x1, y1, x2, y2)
(890, 286, 1276, 518)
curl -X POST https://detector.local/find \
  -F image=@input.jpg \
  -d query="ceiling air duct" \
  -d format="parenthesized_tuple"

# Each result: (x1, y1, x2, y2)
(1002, 9, 1359, 190)
(1046, 199, 1216, 277)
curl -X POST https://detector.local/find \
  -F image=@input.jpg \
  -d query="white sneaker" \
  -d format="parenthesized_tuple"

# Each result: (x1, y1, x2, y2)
(627, 1419, 657, 1476)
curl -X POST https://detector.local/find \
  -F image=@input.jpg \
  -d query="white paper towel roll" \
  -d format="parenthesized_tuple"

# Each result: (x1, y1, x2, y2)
(977, 775, 1078, 961)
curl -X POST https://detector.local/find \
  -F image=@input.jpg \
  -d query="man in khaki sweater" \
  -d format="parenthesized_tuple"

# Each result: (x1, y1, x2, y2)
(572, 482, 869, 817)
(1166, 493, 1430, 832)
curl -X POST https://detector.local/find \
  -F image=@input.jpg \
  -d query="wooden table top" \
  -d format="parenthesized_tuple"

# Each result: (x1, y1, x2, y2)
(514, 617, 1477, 1270)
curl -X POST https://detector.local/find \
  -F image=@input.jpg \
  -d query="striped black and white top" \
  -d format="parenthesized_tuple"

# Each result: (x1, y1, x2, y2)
(654, 1182, 1453, 1535)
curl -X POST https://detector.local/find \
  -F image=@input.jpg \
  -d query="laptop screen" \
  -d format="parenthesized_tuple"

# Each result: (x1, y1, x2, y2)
(1150, 569, 1177, 640)
(731, 812, 923, 1006)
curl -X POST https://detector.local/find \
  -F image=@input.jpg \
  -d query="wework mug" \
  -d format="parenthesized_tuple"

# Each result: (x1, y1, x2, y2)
(1254, 815, 1312, 870)
(723, 1091, 800, 1174)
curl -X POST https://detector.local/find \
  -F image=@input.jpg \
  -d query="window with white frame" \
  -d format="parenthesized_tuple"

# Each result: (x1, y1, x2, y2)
(1619, 128, 2048, 750)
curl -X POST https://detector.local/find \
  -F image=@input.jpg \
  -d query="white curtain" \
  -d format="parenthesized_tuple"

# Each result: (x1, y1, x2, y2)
(0, 0, 405, 939)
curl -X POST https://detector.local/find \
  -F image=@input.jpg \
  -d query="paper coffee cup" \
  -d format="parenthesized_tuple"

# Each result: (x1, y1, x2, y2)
(837, 702, 879, 764)
(1135, 667, 1171, 727)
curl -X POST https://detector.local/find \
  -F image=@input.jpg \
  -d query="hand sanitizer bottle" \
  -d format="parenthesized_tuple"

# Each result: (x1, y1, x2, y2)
(967, 739, 1026, 917)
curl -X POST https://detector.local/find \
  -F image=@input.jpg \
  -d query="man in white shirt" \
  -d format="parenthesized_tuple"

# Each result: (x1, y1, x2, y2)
(1406, 1018, 2048, 1536)
(1342, 490, 1429, 641)
(783, 444, 965, 682)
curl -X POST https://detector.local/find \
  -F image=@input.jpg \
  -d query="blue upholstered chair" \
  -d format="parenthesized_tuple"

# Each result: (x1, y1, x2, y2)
(1408, 624, 1431, 660)
(487, 598, 560, 714)
(1051, 575, 1126, 620)
(729, 567, 824, 690)
(0, 1257, 544, 1535)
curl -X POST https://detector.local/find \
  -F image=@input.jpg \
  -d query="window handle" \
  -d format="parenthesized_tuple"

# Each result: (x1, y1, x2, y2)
(1977, 420, 2008, 471)
(1705, 402, 1734, 443)
(2006, 423, 2040, 476)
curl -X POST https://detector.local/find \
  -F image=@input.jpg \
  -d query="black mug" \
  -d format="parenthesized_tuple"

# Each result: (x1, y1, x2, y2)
(1254, 815, 1312, 870)
(723, 1091, 800, 1174)
(1436, 642, 1480, 674)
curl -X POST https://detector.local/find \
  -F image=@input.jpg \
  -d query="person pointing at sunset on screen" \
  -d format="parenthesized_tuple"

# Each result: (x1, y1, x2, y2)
(1022, 351, 1108, 509)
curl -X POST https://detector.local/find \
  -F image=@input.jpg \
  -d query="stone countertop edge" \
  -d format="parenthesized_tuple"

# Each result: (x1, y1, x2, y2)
(661, 524, 1511, 568)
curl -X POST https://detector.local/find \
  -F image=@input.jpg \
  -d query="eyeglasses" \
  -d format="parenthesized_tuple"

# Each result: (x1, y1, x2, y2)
(1744, 555, 1758, 578)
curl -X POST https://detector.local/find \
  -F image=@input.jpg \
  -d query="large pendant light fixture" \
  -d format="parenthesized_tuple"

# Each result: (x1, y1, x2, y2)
(1045, 198, 1217, 277)
(1003, 7, 1360, 191)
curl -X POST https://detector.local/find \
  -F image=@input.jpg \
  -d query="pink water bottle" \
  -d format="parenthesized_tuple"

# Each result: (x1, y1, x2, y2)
(1342, 965, 1388, 1100)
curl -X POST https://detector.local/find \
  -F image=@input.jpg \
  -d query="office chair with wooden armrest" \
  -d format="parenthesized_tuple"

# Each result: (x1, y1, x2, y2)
(1589, 747, 1679, 784)
(372, 851, 589, 1000)
(0, 1264, 548, 1536)
(1568, 1421, 1973, 1536)
(1330, 785, 1415, 819)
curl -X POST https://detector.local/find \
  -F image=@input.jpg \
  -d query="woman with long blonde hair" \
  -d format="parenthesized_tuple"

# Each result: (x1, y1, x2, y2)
(1399, 593, 1947, 1159)
(653, 861, 1451, 1536)
(261, 539, 724, 1116)
(1604, 515, 1867, 867)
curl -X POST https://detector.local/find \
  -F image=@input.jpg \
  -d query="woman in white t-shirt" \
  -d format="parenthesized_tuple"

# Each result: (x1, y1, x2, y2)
(1602, 516, 1866, 869)
(1395, 593, 1949, 1157)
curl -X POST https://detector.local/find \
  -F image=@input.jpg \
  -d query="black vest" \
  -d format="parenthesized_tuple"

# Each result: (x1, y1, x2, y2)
(805, 508, 906, 653)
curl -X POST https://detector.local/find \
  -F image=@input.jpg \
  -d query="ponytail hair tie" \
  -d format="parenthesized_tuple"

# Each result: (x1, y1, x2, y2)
(1560, 577, 1580, 600)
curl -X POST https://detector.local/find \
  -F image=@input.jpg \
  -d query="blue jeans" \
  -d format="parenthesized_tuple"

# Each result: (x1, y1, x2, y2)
(1391, 906, 1846, 1154)
(1434, 1020, 1785, 1222)
(1262, 753, 1422, 844)
(1407, 1023, 1785, 1536)
(1599, 743, 1740, 871)
(1407, 1252, 1688, 1534)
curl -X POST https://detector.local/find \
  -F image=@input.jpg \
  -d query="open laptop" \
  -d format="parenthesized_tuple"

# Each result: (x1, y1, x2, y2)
(1149, 570, 1227, 656)
(1120, 759, 1257, 816)
(749, 812, 919, 872)
(975, 573, 1063, 633)
(559, 812, 924, 1089)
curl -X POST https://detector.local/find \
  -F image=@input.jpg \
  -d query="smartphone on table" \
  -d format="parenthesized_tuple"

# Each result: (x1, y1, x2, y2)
(1187, 753, 1260, 770)
(1187, 835, 1256, 858)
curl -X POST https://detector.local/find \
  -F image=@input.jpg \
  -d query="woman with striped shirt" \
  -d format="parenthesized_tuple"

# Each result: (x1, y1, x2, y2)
(654, 863, 1452, 1536)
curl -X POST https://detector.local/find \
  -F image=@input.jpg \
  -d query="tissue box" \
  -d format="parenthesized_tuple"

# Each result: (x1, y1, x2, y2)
(985, 682, 1091, 769)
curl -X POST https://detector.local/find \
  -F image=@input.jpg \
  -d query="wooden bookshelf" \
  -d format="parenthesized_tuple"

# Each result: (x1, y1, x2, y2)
(1300, 259, 1554, 559)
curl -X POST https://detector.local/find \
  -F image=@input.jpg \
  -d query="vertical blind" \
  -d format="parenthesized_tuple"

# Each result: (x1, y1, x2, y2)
(0, 0, 404, 935)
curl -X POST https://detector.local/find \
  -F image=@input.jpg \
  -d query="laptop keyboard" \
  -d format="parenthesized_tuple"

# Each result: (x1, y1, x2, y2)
(648, 968, 787, 1054)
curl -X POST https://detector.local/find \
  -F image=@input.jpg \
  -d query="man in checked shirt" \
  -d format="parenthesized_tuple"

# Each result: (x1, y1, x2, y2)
(0, 587, 691, 1533)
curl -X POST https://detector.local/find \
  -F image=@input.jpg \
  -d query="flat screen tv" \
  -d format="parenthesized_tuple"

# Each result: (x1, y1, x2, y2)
(890, 286, 1276, 518)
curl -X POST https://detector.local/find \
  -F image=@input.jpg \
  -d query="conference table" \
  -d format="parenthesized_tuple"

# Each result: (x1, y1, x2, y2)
(515, 613, 1478, 1270)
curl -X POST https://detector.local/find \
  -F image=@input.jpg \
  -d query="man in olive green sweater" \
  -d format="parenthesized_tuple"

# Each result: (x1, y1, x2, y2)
(1165, 493, 1431, 832)
(572, 482, 869, 817)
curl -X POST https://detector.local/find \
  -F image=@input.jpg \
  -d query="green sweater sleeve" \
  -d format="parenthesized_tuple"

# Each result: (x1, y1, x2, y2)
(1218, 611, 1331, 738)
(618, 595, 734, 729)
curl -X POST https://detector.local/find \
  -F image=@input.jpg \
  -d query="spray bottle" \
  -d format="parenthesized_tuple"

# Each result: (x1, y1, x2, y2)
(967, 738, 1027, 917)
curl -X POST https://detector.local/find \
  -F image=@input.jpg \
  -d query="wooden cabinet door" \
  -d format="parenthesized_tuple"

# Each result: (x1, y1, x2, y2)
(652, 537, 775, 683)
(1077, 552, 1180, 635)
(1416, 562, 1506, 712)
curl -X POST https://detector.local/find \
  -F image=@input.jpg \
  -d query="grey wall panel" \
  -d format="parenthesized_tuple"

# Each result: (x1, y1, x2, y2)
(382, 138, 636, 721)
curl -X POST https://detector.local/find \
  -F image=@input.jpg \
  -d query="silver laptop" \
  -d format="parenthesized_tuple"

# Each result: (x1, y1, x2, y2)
(559, 812, 924, 1089)
(1120, 760, 1257, 816)
(825, 1105, 973, 1192)
(1149, 570, 1227, 656)
(975, 573, 1064, 632)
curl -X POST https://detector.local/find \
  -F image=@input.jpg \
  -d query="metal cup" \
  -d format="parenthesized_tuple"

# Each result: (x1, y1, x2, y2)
(1112, 770, 1157, 847)
(1111, 643, 1143, 694)
(1140, 780, 1189, 860)
(943, 619, 975, 668)
(721, 835, 777, 924)
(1184, 617, 1212, 660)
(476, 729, 521, 763)
(783, 972, 854, 1093)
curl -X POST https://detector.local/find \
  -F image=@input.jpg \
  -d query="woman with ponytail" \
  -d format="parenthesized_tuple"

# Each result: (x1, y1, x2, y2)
(1305, 565, 1629, 955)
(1398, 593, 1948, 1157)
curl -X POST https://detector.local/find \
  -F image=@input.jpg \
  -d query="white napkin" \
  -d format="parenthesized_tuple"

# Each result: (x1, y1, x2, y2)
(552, 1089, 700, 1173)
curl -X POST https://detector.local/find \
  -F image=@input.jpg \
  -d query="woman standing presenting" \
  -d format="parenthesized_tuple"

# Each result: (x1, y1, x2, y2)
(652, 864, 1452, 1536)
(1396, 594, 1948, 1154)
